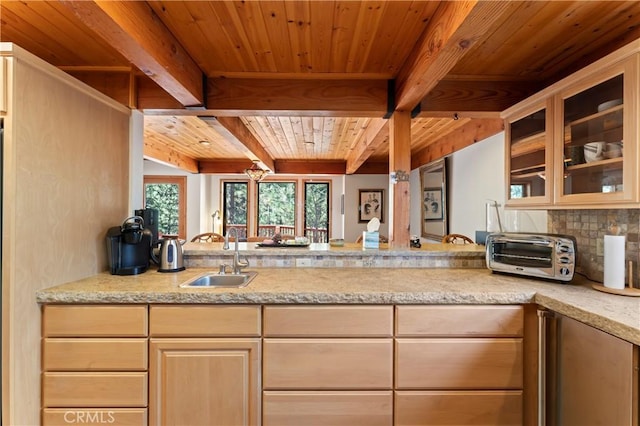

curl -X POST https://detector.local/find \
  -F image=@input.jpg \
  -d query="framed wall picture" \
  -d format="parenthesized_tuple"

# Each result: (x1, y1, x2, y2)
(423, 188, 443, 220)
(420, 158, 448, 240)
(358, 189, 384, 223)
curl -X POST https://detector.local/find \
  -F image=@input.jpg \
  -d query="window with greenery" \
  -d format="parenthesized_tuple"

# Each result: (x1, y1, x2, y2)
(223, 181, 248, 238)
(257, 181, 296, 236)
(144, 176, 186, 238)
(510, 184, 526, 199)
(305, 182, 329, 242)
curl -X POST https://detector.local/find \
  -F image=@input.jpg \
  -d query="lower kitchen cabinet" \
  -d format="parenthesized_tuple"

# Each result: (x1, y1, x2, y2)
(395, 306, 525, 425)
(263, 391, 393, 426)
(148, 305, 262, 426)
(547, 314, 639, 425)
(148, 338, 261, 426)
(263, 305, 394, 425)
(41, 305, 149, 426)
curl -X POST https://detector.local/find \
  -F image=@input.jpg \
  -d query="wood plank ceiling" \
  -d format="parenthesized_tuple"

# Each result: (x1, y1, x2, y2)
(2, 1, 640, 175)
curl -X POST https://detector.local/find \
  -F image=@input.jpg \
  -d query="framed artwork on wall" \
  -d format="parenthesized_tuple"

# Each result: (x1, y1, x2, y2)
(358, 189, 384, 223)
(420, 158, 448, 240)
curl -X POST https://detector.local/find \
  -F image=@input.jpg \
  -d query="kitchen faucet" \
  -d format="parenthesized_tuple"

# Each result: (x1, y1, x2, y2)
(223, 228, 250, 274)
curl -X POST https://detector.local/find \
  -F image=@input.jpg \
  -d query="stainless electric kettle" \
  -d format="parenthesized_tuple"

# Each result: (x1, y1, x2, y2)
(152, 235, 186, 272)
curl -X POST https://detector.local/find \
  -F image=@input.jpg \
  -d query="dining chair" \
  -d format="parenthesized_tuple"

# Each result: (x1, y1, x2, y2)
(441, 234, 474, 244)
(190, 232, 225, 243)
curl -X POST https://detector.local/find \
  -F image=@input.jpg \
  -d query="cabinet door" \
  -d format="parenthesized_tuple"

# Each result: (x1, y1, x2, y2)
(557, 316, 637, 426)
(506, 99, 554, 206)
(149, 338, 260, 426)
(555, 57, 638, 205)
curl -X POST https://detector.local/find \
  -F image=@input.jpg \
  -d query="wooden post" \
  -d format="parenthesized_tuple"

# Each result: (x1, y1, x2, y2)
(388, 111, 411, 249)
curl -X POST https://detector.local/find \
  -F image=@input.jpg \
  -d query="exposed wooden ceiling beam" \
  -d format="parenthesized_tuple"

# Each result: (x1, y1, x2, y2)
(411, 118, 504, 169)
(395, 1, 513, 112)
(198, 159, 254, 174)
(144, 139, 199, 173)
(200, 116, 275, 172)
(60, 0, 204, 107)
(418, 79, 540, 118)
(345, 119, 389, 174)
(207, 78, 388, 117)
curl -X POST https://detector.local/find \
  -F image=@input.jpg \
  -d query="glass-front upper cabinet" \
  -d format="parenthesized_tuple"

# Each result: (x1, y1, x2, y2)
(506, 99, 553, 206)
(555, 58, 638, 205)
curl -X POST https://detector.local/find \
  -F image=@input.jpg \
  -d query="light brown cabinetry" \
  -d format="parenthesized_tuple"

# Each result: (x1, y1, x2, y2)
(550, 315, 639, 425)
(395, 306, 524, 426)
(148, 305, 261, 426)
(263, 306, 394, 426)
(41, 305, 149, 426)
(503, 44, 640, 208)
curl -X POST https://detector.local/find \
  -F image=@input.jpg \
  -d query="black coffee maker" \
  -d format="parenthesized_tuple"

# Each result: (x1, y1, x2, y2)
(106, 216, 153, 275)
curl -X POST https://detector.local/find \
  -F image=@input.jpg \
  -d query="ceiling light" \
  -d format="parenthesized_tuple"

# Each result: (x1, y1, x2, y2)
(199, 140, 211, 146)
(245, 161, 269, 181)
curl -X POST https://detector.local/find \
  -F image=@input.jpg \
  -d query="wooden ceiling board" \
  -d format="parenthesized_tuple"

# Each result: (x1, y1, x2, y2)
(144, 116, 247, 160)
(0, 1, 128, 67)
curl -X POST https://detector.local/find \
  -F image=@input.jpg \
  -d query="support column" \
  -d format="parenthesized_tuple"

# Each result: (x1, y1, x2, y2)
(388, 110, 411, 249)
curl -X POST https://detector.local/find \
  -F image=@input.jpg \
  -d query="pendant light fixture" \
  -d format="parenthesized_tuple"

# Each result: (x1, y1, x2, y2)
(244, 160, 269, 181)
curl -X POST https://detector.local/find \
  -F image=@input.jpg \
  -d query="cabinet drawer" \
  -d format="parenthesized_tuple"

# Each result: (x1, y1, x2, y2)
(395, 390, 522, 426)
(42, 305, 148, 337)
(396, 338, 523, 389)
(42, 408, 147, 426)
(42, 372, 148, 407)
(43, 305, 147, 337)
(264, 305, 393, 337)
(396, 305, 523, 337)
(150, 305, 261, 336)
(263, 391, 392, 426)
(264, 338, 393, 389)
(43, 338, 147, 371)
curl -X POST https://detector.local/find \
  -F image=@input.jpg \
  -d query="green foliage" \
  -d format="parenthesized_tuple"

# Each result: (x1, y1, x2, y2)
(224, 182, 248, 225)
(257, 182, 295, 226)
(305, 183, 329, 241)
(145, 183, 179, 235)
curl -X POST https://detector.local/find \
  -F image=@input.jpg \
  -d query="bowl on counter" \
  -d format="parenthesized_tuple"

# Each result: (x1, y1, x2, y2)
(329, 238, 345, 247)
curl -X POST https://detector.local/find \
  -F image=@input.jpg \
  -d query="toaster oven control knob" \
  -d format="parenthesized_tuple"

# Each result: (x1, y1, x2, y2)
(560, 267, 571, 276)
(558, 244, 572, 253)
(558, 256, 571, 264)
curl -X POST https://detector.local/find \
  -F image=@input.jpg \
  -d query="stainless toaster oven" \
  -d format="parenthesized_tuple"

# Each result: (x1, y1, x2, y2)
(486, 233, 577, 282)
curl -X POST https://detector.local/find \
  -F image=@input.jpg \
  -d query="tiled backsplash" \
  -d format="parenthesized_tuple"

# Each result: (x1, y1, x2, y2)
(548, 209, 640, 287)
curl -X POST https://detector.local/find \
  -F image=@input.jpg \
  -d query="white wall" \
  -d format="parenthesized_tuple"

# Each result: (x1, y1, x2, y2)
(416, 132, 547, 242)
(344, 174, 390, 242)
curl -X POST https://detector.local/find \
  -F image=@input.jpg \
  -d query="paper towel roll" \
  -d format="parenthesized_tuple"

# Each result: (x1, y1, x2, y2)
(604, 235, 625, 289)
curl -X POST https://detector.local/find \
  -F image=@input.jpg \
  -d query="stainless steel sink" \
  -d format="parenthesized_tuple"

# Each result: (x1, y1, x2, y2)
(180, 271, 257, 288)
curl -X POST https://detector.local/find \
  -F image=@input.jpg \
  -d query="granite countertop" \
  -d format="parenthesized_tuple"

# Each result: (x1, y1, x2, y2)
(37, 267, 640, 345)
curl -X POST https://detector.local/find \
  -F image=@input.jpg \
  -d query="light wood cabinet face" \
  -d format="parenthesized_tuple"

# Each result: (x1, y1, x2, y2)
(264, 338, 393, 389)
(395, 390, 523, 426)
(263, 391, 393, 426)
(555, 61, 638, 205)
(264, 305, 393, 337)
(42, 372, 148, 407)
(396, 306, 524, 337)
(149, 305, 261, 336)
(558, 316, 637, 426)
(43, 338, 147, 371)
(395, 338, 523, 389)
(149, 338, 261, 426)
(42, 408, 148, 426)
(43, 305, 148, 337)
(506, 100, 553, 206)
